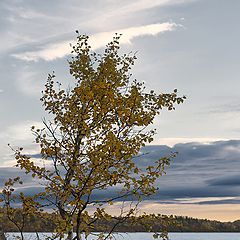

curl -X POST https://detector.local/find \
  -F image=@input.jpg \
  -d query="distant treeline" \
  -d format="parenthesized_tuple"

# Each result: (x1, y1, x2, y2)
(1, 208, 240, 232)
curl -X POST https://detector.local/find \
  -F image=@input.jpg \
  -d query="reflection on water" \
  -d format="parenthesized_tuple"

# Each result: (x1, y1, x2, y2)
(5, 232, 240, 240)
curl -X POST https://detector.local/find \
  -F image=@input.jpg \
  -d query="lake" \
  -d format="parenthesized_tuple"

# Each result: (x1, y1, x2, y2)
(5, 232, 240, 240)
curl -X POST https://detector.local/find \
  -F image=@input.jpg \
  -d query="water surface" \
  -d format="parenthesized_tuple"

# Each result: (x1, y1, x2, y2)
(6, 232, 240, 240)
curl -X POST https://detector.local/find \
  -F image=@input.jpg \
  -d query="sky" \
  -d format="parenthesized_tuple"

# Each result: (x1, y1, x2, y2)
(0, 0, 240, 221)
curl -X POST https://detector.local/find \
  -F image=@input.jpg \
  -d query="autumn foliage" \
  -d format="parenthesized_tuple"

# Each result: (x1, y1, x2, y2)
(1, 34, 185, 240)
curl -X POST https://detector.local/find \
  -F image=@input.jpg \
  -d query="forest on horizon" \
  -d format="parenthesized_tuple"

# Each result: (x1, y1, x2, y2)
(1, 210, 240, 233)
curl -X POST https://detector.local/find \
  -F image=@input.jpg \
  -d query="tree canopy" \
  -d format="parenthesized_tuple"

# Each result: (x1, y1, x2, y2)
(1, 34, 185, 240)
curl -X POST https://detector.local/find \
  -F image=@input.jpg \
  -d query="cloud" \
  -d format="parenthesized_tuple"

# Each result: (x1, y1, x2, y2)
(133, 140, 240, 204)
(150, 137, 230, 147)
(14, 67, 44, 96)
(0, 121, 42, 166)
(207, 175, 240, 187)
(1, 139, 240, 221)
(0, 120, 42, 142)
(0, 167, 40, 191)
(172, 197, 236, 204)
(2, 139, 240, 218)
(12, 22, 178, 62)
(101, 139, 240, 205)
(1, 0, 196, 58)
(208, 102, 240, 114)
(87, 0, 195, 25)
(119, 0, 174, 13)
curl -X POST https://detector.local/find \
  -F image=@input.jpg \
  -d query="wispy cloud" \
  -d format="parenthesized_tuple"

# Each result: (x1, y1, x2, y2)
(113, 0, 196, 15)
(150, 137, 229, 147)
(15, 67, 44, 96)
(172, 197, 236, 204)
(0, 121, 42, 166)
(12, 22, 178, 62)
(0, 120, 42, 142)
(84, 0, 195, 28)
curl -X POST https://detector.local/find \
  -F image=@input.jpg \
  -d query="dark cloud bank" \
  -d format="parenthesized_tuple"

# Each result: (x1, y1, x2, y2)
(1, 140, 240, 205)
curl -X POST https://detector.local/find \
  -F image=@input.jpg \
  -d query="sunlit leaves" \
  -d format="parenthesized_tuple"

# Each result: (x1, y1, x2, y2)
(2, 34, 185, 240)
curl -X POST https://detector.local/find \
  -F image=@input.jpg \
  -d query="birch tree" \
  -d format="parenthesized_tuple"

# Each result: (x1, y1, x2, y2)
(7, 34, 185, 240)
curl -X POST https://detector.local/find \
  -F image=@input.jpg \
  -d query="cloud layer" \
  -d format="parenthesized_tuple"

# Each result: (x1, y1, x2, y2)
(2, 140, 240, 205)
(12, 22, 178, 62)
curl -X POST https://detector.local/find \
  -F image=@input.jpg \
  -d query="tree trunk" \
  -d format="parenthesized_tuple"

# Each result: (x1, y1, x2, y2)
(66, 228, 73, 240)
(76, 229, 82, 240)
(0, 226, 6, 240)
(76, 211, 82, 240)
